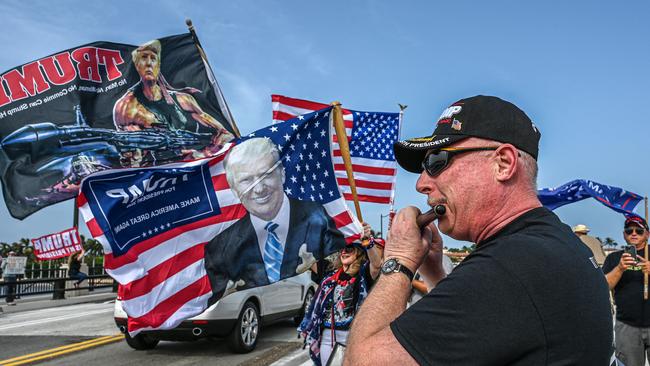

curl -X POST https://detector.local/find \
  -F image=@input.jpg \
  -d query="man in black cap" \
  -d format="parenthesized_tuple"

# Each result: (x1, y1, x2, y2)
(603, 216, 650, 366)
(345, 95, 613, 365)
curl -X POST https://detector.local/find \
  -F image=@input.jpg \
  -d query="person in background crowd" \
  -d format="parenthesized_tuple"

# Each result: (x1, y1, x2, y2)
(573, 224, 607, 266)
(345, 95, 613, 365)
(603, 216, 650, 366)
(299, 222, 382, 365)
(68, 251, 88, 288)
(1, 251, 17, 305)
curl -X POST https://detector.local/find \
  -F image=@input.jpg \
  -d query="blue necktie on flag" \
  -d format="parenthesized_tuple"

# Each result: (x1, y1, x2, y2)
(77, 106, 361, 335)
(263, 221, 283, 283)
(272, 95, 400, 204)
(538, 179, 643, 217)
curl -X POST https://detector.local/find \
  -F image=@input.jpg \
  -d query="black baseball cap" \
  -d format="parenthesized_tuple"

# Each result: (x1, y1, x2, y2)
(394, 95, 542, 173)
(625, 216, 649, 230)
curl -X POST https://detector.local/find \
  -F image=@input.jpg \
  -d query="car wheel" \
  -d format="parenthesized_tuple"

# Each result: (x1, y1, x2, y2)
(124, 332, 159, 350)
(294, 288, 315, 326)
(228, 301, 260, 353)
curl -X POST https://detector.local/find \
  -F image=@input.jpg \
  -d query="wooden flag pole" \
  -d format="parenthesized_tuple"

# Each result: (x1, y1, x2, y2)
(643, 196, 648, 300)
(331, 102, 363, 222)
(185, 19, 242, 138)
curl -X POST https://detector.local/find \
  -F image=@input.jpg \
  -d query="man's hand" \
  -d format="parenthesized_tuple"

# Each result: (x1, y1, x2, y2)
(384, 207, 432, 273)
(636, 255, 650, 274)
(422, 220, 444, 266)
(418, 220, 447, 289)
(295, 243, 316, 273)
(618, 253, 638, 271)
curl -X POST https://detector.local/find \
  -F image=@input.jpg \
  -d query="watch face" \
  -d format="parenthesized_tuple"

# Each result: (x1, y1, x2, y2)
(382, 258, 398, 273)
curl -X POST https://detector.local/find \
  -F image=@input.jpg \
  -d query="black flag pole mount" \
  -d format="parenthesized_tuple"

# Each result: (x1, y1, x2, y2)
(186, 19, 241, 138)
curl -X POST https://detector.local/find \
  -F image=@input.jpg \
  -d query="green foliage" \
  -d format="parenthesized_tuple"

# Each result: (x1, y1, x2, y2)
(446, 245, 475, 253)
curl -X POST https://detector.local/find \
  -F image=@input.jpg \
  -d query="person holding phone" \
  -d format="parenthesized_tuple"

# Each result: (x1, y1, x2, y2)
(603, 216, 650, 366)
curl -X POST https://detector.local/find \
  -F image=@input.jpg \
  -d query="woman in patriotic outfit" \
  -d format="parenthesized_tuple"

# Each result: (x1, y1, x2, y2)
(299, 223, 382, 365)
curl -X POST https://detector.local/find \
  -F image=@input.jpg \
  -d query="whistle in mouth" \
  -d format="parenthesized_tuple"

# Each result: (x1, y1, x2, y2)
(416, 205, 446, 228)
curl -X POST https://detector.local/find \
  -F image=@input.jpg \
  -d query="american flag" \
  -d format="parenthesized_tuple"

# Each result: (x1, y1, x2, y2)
(77, 106, 360, 334)
(272, 95, 400, 204)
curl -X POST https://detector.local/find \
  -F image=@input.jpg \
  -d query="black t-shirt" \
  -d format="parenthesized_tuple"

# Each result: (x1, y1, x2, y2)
(390, 207, 613, 366)
(603, 246, 650, 327)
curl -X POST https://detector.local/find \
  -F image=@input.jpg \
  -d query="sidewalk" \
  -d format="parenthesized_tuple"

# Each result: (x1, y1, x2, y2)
(0, 287, 116, 315)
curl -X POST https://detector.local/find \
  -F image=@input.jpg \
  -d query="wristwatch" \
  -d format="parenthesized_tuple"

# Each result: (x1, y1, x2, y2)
(381, 258, 414, 281)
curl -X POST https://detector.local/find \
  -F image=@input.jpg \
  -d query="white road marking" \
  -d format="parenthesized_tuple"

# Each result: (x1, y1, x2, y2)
(0, 308, 113, 331)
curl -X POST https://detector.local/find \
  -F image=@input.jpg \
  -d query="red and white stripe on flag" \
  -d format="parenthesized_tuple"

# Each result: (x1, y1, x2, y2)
(77, 142, 360, 335)
(272, 95, 397, 204)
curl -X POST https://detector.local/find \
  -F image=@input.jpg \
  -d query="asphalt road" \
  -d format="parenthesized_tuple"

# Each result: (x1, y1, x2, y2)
(0, 301, 303, 365)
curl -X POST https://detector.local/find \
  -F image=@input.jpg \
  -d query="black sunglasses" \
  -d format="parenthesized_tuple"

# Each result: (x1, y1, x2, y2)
(421, 147, 499, 177)
(625, 227, 646, 236)
(341, 246, 356, 254)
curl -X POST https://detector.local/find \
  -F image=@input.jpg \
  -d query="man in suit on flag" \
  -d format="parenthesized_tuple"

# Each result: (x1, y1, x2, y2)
(204, 137, 346, 303)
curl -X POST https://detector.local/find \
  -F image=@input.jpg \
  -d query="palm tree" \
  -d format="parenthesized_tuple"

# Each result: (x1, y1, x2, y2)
(602, 237, 618, 249)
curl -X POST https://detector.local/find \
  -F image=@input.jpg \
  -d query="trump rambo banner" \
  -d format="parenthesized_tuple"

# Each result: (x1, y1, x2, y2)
(0, 33, 237, 219)
(78, 107, 362, 334)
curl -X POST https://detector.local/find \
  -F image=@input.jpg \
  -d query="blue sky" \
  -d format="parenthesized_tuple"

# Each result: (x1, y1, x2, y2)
(0, 1, 648, 248)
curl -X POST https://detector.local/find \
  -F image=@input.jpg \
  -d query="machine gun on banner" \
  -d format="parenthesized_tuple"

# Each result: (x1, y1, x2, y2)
(0, 106, 215, 210)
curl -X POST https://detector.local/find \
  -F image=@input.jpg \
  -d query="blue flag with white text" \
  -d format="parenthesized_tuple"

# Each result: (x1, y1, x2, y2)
(538, 179, 643, 217)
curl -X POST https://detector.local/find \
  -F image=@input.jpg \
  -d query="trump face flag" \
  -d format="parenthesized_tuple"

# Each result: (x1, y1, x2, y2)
(78, 106, 361, 334)
(272, 95, 400, 203)
(538, 179, 643, 217)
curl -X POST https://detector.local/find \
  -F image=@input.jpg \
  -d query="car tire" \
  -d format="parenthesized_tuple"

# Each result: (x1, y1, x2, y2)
(228, 301, 260, 353)
(294, 288, 315, 326)
(124, 332, 159, 350)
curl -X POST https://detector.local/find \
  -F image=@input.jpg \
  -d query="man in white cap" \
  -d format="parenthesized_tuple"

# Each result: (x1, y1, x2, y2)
(573, 224, 607, 266)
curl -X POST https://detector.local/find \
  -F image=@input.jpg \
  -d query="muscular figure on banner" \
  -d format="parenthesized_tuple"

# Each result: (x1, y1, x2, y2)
(204, 138, 346, 303)
(113, 39, 234, 166)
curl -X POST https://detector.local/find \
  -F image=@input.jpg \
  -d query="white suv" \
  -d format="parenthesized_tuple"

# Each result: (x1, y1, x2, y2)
(114, 271, 316, 353)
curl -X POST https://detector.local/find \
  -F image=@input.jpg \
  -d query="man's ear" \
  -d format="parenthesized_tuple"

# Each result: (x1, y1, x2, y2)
(493, 144, 518, 182)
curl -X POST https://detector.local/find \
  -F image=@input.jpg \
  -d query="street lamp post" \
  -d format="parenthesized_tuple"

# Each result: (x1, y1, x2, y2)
(380, 213, 391, 239)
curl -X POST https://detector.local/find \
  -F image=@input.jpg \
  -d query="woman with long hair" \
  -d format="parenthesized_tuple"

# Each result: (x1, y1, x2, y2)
(299, 223, 383, 365)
